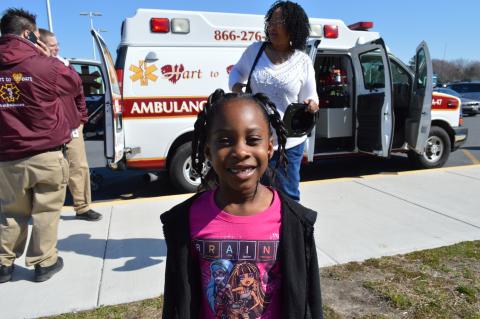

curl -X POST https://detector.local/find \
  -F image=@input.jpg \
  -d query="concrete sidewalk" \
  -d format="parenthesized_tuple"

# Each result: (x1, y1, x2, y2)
(1, 165, 479, 319)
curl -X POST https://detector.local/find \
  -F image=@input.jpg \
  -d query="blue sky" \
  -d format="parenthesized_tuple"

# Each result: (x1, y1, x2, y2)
(1, 1, 479, 64)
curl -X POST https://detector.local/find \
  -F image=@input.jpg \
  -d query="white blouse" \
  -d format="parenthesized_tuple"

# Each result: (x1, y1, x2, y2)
(229, 42, 318, 149)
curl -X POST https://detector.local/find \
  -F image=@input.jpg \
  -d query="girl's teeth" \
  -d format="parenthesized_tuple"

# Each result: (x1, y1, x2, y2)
(230, 168, 253, 173)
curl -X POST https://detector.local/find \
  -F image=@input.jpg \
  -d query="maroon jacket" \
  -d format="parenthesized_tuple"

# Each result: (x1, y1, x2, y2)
(0, 34, 81, 161)
(60, 65, 88, 129)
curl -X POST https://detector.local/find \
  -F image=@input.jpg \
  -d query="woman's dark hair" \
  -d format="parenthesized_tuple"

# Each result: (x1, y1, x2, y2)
(264, 1, 310, 51)
(191, 89, 287, 190)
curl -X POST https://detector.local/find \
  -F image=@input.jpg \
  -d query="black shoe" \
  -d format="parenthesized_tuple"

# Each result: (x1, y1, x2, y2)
(34, 257, 63, 282)
(0, 264, 14, 283)
(75, 209, 102, 221)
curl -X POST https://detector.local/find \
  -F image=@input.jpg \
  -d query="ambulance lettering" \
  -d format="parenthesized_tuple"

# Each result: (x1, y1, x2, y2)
(431, 92, 459, 111)
(432, 98, 442, 107)
(127, 98, 207, 117)
(160, 64, 202, 84)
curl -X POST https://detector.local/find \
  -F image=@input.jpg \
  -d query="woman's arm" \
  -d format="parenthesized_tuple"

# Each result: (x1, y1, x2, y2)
(228, 42, 259, 92)
(299, 58, 319, 113)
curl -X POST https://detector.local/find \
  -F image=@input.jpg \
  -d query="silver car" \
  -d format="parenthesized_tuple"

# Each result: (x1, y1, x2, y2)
(434, 87, 479, 116)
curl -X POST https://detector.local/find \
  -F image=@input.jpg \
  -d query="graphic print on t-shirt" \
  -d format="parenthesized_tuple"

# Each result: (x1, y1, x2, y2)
(193, 239, 280, 319)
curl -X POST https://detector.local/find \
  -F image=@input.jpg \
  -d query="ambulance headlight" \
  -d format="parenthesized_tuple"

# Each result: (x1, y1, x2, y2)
(310, 24, 323, 38)
(172, 18, 190, 34)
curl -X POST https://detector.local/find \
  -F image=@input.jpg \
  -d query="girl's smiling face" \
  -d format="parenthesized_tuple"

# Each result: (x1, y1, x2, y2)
(206, 98, 273, 197)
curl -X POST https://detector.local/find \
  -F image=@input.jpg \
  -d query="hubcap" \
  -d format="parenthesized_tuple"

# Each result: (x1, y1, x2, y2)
(182, 157, 201, 187)
(423, 136, 444, 163)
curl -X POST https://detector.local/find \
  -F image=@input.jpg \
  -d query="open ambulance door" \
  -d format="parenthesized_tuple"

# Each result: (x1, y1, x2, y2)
(351, 38, 393, 157)
(405, 41, 432, 154)
(305, 38, 320, 162)
(91, 29, 125, 167)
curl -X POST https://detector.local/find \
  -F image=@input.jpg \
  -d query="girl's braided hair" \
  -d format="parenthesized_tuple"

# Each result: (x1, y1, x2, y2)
(191, 89, 287, 190)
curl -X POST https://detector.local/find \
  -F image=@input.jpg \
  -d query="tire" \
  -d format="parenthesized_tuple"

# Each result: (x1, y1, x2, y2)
(408, 126, 451, 169)
(168, 142, 200, 193)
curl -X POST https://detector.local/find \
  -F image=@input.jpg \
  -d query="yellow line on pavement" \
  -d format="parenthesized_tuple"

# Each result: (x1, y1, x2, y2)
(463, 149, 480, 164)
(62, 164, 480, 211)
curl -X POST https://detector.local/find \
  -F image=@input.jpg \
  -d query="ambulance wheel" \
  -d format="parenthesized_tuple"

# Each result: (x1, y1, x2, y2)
(169, 142, 200, 193)
(408, 126, 451, 169)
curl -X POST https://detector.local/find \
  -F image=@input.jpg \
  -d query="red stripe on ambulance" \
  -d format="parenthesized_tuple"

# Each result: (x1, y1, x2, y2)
(431, 92, 460, 111)
(123, 97, 207, 118)
(127, 158, 167, 169)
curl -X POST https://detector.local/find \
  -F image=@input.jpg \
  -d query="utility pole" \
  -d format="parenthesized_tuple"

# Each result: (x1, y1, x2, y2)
(45, 0, 54, 32)
(80, 11, 102, 60)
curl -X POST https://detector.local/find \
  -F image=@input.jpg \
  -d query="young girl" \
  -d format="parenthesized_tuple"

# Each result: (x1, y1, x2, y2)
(161, 89, 323, 319)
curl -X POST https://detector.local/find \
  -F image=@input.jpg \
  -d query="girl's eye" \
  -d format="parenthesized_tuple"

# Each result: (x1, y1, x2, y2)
(247, 136, 262, 145)
(216, 137, 232, 146)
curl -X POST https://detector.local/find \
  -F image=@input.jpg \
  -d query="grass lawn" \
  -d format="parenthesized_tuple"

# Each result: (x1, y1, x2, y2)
(46, 240, 480, 319)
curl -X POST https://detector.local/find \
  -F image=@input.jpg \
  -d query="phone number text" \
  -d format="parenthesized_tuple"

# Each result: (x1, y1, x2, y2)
(213, 30, 263, 42)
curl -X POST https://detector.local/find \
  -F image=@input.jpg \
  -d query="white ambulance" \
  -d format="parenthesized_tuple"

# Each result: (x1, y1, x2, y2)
(88, 9, 467, 192)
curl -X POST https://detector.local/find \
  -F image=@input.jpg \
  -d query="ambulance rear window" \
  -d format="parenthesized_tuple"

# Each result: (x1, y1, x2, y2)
(359, 50, 385, 90)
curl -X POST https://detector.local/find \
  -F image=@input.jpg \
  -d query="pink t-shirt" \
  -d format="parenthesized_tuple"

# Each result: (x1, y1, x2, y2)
(190, 189, 282, 319)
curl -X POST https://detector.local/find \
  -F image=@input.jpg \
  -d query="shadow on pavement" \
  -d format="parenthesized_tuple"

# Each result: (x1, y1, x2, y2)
(57, 234, 166, 271)
(10, 264, 33, 282)
(300, 154, 413, 182)
(64, 169, 179, 205)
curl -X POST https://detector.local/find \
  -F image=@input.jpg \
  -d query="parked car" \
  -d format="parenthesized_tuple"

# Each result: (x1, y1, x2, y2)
(447, 81, 480, 100)
(434, 87, 479, 116)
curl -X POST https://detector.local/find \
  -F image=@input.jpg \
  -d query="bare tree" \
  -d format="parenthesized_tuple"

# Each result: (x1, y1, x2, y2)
(432, 58, 480, 83)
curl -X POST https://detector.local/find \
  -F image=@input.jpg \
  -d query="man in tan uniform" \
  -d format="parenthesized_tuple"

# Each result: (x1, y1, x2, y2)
(39, 29, 102, 222)
(0, 8, 81, 282)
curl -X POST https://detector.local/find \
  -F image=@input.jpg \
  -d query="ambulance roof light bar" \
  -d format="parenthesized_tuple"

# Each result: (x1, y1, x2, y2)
(348, 21, 374, 31)
(150, 17, 190, 34)
(323, 25, 338, 39)
(171, 18, 190, 34)
(310, 24, 322, 37)
(150, 18, 169, 33)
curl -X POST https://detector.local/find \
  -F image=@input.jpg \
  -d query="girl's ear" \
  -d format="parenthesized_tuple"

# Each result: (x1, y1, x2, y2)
(268, 137, 274, 159)
(205, 144, 212, 161)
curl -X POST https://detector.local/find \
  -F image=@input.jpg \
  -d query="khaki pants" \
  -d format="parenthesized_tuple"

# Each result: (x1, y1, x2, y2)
(0, 151, 68, 267)
(66, 125, 91, 214)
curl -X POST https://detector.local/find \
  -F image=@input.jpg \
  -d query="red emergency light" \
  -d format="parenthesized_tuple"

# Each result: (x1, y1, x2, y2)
(150, 18, 170, 33)
(348, 21, 374, 31)
(323, 25, 338, 38)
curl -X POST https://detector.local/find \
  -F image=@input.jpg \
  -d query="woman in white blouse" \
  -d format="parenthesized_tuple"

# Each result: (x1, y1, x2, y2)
(229, 0, 319, 201)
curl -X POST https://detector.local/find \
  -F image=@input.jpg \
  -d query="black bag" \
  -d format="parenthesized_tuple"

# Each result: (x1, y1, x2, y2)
(245, 42, 267, 94)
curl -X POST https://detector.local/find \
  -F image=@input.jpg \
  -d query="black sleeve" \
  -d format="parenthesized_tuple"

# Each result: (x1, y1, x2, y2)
(308, 228, 323, 319)
(161, 218, 177, 319)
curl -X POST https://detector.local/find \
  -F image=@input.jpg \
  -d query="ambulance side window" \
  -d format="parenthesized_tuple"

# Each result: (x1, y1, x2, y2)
(359, 50, 385, 90)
